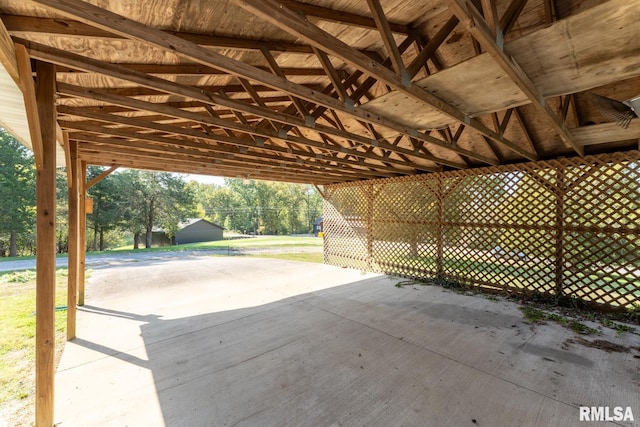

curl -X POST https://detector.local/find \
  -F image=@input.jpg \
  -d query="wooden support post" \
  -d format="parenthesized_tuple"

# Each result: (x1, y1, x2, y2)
(85, 165, 117, 190)
(436, 178, 444, 278)
(554, 166, 565, 297)
(15, 43, 44, 170)
(66, 139, 79, 341)
(366, 184, 374, 269)
(34, 60, 56, 427)
(78, 161, 87, 306)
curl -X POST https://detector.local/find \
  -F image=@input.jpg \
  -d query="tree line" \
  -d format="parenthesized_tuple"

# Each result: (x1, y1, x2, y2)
(0, 129, 323, 256)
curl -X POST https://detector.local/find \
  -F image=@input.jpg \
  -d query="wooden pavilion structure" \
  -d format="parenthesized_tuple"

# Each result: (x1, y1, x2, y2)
(0, 0, 638, 425)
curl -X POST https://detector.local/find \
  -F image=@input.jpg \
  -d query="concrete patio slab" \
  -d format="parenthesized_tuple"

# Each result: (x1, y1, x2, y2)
(54, 256, 639, 426)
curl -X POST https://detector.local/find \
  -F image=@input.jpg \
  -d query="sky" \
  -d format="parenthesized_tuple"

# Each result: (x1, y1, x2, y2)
(181, 173, 226, 185)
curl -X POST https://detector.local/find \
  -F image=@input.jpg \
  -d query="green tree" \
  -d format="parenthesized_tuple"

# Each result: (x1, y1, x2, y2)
(115, 171, 196, 248)
(86, 167, 122, 251)
(0, 130, 36, 257)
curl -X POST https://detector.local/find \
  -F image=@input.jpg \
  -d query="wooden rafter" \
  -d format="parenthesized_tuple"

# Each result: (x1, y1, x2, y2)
(60, 116, 405, 179)
(312, 47, 349, 102)
(513, 107, 539, 157)
(22, 39, 462, 170)
(14, 43, 44, 169)
(56, 63, 334, 77)
(366, 0, 407, 78)
(481, 0, 499, 34)
(499, 0, 528, 35)
(406, 16, 458, 78)
(232, 0, 534, 161)
(447, 0, 584, 156)
(74, 137, 359, 182)
(278, 0, 411, 34)
(21, 1, 500, 167)
(0, 17, 19, 86)
(1, 14, 316, 54)
(85, 165, 118, 189)
(77, 150, 340, 184)
(261, 48, 308, 118)
(56, 83, 441, 172)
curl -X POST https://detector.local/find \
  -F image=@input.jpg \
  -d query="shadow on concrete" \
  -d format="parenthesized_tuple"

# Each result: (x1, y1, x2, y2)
(62, 272, 640, 426)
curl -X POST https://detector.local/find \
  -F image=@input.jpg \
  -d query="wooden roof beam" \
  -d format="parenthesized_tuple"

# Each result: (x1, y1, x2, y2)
(85, 165, 117, 189)
(14, 43, 44, 169)
(406, 16, 458, 79)
(261, 48, 309, 118)
(78, 154, 341, 185)
(0, 16, 20, 86)
(232, 0, 525, 161)
(77, 146, 340, 184)
(71, 131, 367, 181)
(269, 31, 493, 167)
(1, 14, 316, 54)
(25, 0, 491, 167)
(226, 80, 280, 132)
(447, 0, 583, 156)
(23, 39, 453, 170)
(59, 114, 404, 179)
(366, 0, 407, 78)
(312, 47, 349, 103)
(513, 107, 539, 157)
(56, 83, 437, 172)
(278, 0, 412, 34)
(500, 0, 528, 35)
(55, 63, 335, 77)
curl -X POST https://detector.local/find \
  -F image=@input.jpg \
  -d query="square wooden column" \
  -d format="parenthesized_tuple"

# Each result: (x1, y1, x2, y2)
(66, 139, 79, 340)
(78, 160, 87, 306)
(34, 60, 57, 427)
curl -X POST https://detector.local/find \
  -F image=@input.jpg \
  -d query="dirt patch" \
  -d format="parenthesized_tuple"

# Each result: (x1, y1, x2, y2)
(565, 337, 633, 353)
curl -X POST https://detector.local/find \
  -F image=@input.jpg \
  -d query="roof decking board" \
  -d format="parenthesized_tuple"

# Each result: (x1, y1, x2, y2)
(0, 0, 638, 184)
(361, 0, 640, 132)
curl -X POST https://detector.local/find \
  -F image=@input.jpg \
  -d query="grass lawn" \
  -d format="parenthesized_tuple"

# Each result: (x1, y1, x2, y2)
(110, 235, 322, 253)
(0, 269, 69, 426)
(247, 252, 324, 263)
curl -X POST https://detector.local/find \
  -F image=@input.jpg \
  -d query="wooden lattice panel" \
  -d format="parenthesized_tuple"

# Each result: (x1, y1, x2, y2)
(562, 157, 639, 308)
(370, 179, 440, 277)
(323, 151, 640, 311)
(323, 186, 370, 270)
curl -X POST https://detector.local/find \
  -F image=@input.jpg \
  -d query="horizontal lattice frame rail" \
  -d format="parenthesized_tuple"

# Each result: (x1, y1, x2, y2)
(323, 151, 640, 311)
